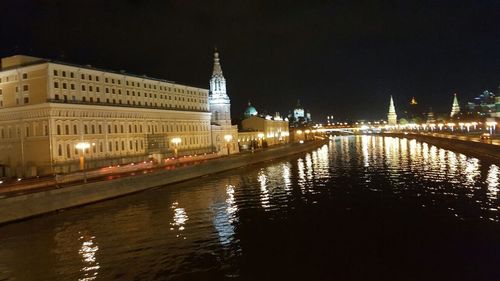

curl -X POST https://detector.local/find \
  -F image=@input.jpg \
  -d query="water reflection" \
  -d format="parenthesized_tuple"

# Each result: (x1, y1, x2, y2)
(170, 202, 188, 237)
(487, 165, 499, 198)
(1, 135, 500, 280)
(258, 171, 270, 210)
(78, 234, 99, 281)
(214, 185, 237, 246)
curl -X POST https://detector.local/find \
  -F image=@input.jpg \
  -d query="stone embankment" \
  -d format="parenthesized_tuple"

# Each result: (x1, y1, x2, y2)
(382, 132, 500, 161)
(0, 140, 328, 225)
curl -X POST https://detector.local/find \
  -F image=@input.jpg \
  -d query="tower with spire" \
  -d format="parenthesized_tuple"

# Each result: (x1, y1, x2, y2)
(450, 93, 460, 117)
(209, 49, 231, 126)
(387, 95, 397, 125)
(208, 48, 239, 154)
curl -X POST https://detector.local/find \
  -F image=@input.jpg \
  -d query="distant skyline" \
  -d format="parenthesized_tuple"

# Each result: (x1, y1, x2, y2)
(1, 0, 499, 121)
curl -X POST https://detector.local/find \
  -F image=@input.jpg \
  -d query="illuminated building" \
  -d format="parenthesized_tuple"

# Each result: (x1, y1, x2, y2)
(0, 51, 237, 177)
(450, 93, 460, 117)
(426, 107, 436, 123)
(240, 110, 289, 148)
(243, 102, 258, 118)
(288, 99, 312, 127)
(387, 95, 397, 125)
(466, 90, 496, 117)
(208, 50, 239, 155)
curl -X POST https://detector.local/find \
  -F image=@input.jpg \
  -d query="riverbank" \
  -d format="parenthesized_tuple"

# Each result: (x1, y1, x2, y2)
(0, 139, 328, 225)
(381, 132, 500, 161)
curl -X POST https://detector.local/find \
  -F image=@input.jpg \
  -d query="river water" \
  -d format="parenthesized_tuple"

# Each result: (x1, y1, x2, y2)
(1, 136, 499, 281)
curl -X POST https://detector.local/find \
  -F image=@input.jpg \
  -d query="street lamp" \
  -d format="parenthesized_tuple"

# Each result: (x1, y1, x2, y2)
(171, 137, 182, 158)
(486, 121, 497, 135)
(224, 134, 233, 155)
(75, 142, 90, 183)
(447, 123, 455, 132)
(257, 133, 264, 148)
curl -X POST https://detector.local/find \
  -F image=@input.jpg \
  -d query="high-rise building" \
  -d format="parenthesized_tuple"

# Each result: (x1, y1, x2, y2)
(450, 93, 460, 117)
(387, 95, 397, 125)
(208, 49, 239, 155)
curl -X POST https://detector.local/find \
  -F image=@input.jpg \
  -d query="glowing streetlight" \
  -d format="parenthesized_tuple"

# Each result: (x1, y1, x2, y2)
(75, 142, 90, 183)
(224, 134, 233, 155)
(437, 123, 444, 131)
(465, 123, 471, 132)
(458, 122, 465, 131)
(486, 121, 497, 135)
(171, 137, 181, 158)
(447, 123, 456, 132)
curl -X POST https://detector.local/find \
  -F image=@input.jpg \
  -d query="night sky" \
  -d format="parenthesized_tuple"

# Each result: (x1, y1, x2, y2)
(1, 0, 500, 121)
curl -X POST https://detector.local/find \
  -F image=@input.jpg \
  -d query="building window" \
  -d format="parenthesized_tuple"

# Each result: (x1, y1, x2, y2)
(81, 74, 85, 79)
(66, 144, 71, 158)
(73, 125, 78, 134)
(54, 82, 59, 88)
(22, 73, 28, 79)
(70, 84, 75, 90)
(54, 94, 59, 100)
(53, 70, 58, 76)
(81, 85, 86, 91)
(65, 125, 69, 135)
(63, 83, 67, 89)
(57, 125, 61, 135)
(70, 72, 74, 78)
(23, 97, 29, 104)
(58, 144, 62, 156)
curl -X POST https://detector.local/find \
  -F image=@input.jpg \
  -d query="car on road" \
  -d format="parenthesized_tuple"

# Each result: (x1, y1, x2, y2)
(480, 133, 491, 140)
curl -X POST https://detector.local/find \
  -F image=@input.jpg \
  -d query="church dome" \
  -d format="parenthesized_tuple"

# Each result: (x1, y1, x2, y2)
(244, 102, 258, 118)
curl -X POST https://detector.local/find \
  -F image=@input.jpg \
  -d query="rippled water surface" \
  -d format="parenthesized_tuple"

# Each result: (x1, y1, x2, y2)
(1, 136, 500, 280)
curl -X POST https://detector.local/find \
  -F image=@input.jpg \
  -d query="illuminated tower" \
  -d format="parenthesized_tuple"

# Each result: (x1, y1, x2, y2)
(209, 49, 231, 126)
(426, 107, 436, 123)
(387, 95, 397, 125)
(450, 93, 460, 117)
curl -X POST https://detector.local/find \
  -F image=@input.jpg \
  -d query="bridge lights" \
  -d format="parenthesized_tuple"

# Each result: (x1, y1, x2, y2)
(437, 123, 444, 131)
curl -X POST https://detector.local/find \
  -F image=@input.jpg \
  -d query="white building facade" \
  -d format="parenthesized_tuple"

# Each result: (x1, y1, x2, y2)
(0, 52, 238, 178)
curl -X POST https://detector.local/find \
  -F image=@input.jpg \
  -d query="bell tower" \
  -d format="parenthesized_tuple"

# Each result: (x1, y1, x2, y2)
(209, 49, 231, 126)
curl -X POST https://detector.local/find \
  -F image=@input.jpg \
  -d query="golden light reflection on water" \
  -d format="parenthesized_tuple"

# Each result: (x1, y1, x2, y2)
(282, 163, 292, 191)
(170, 202, 188, 238)
(78, 234, 99, 281)
(297, 158, 306, 193)
(487, 165, 499, 199)
(258, 171, 271, 210)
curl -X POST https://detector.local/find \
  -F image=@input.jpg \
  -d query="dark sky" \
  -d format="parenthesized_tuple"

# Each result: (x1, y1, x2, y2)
(1, 0, 500, 121)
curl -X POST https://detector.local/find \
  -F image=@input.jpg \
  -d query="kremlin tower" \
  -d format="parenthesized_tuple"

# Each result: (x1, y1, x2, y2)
(450, 93, 460, 117)
(387, 96, 397, 125)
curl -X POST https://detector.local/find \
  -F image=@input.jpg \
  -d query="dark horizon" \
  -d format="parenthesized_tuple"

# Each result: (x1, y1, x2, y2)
(1, 0, 499, 121)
